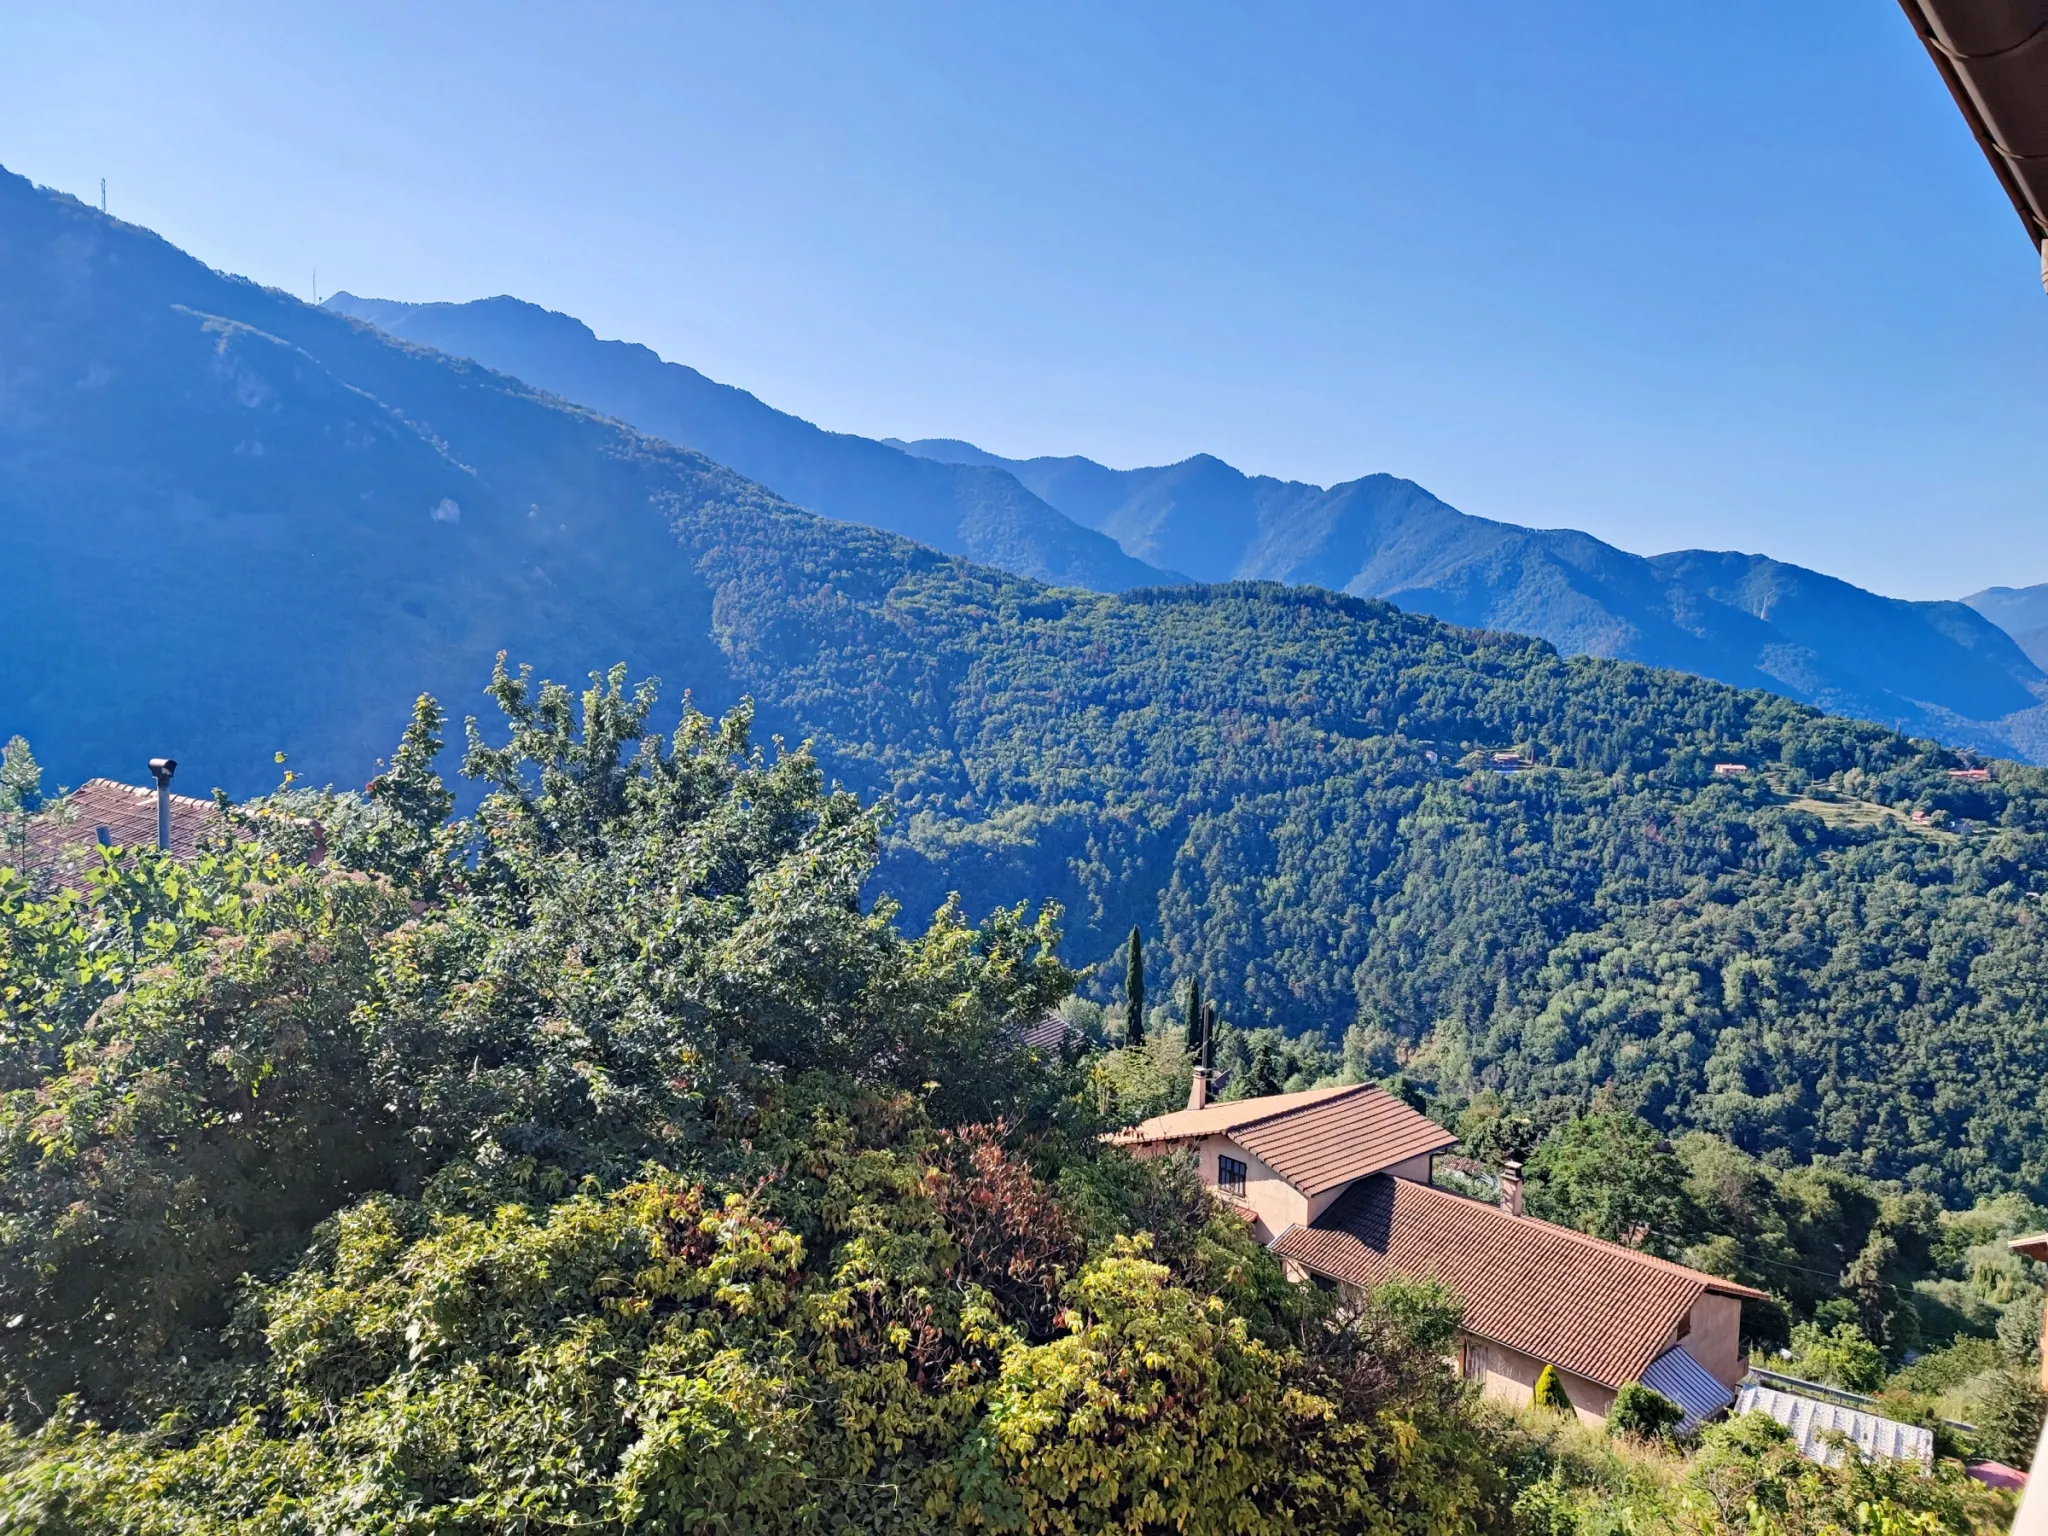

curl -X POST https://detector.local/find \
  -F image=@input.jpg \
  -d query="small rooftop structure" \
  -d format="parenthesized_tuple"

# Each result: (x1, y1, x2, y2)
(1733, 1384, 1934, 1470)
(1275, 1175, 1765, 1399)
(1640, 1344, 1739, 1434)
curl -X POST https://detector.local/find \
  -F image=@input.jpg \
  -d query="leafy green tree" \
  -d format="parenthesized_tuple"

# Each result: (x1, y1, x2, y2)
(1525, 1111, 1698, 1257)
(1970, 1368, 2048, 1465)
(1533, 1361, 1573, 1413)
(1782, 1321, 1887, 1393)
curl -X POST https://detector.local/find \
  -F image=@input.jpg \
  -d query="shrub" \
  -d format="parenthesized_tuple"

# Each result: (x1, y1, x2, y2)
(1535, 1362, 1574, 1413)
(1607, 1383, 1683, 1441)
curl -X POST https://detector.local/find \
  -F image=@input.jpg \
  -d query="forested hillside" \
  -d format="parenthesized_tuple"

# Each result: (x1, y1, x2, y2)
(6, 166, 2048, 1200)
(1, 694, 2013, 1534)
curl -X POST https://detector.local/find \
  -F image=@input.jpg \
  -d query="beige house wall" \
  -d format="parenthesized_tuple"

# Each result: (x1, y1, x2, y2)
(1458, 1334, 1616, 1429)
(1197, 1134, 1306, 1241)
(1685, 1292, 1745, 1386)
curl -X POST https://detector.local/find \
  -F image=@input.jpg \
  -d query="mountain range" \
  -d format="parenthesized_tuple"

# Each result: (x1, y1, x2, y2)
(318, 293, 2048, 764)
(320, 293, 1173, 594)
(11, 164, 2048, 1194)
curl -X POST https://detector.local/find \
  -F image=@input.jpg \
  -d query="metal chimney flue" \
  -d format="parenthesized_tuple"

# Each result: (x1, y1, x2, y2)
(147, 758, 177, 850)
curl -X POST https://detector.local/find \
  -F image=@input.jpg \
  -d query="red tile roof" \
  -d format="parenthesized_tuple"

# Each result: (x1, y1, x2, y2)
(1108, 1084, 1457, 1196)
(1274, 1175, 1765, 1390)
(23, 778, 225, 884)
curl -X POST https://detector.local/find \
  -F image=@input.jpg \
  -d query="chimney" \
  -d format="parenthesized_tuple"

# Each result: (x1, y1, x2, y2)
(1186, 998, 1216, 1111)
(1499, 1159, 1525, 1218)
(147, 758, 177, 850)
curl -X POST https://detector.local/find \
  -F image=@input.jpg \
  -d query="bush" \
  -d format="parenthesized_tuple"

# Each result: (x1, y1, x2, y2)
(1783, 1321, 1888, 1393)
(1535, 1362, 1574, 1413)
(1968, 1368, 2047, 1466)
(1607, 1383, 1684, 1441)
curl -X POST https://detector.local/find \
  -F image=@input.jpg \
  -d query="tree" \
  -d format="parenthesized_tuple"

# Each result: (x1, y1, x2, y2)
(1971, 1368, 2048, 1465)
(1783, 1321, 1887, 1393)
(1123, 925, 1145, 1047)
(1525, 1111, 1698, 1258)
(1533, 1362, 1573, 1413)
(0, 735, 41, 872)
(1185, 974, 1202, 1051)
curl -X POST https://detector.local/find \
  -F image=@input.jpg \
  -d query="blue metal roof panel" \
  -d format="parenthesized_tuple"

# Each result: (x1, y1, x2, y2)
(1639, 1345, 1736, 1433)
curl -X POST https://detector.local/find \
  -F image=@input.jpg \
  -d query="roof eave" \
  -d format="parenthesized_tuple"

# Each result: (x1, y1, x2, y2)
(1895, 0, 2048, 260)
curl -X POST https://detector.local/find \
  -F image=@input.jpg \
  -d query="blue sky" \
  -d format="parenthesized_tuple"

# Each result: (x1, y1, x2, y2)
(3, 1, 2043, 599)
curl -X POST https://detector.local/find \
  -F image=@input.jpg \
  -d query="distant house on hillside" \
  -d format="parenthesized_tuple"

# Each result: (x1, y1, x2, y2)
(1949, 767, 1993, 782)
(1109, 1083, 1764, 1431)
(1713, 763, 1749, 776)
(1489, 751, 1531, 772)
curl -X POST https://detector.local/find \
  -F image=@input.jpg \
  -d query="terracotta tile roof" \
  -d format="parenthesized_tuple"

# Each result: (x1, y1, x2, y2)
(1231, 1088, 1459, 1197)
(1106, 1083, 1360, 1145)
(23, 779, 226, 885)
(1273, 1175, 1766, 1390)
(1107, 1084, 1457, 1195)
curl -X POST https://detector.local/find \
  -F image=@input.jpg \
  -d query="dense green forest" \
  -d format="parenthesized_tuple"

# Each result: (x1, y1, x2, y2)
(680, 499, 2048, 1201)
(0, 682, 2023, 1533)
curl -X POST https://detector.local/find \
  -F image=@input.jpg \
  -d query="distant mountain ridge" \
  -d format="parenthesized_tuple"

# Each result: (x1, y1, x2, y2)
(321, 294, 1175, 593)
(892, 438, 2048, 762)
(315, 298, 2048, 762)
(1965, 584, 2048, 672)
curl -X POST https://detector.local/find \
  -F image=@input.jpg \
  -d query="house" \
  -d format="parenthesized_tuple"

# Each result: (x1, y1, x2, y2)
(1949, 768, 1992, 782)
(1713, 763, 1749, 776)
(1489, 751, 1531, 772)
(1275, 1173, 1765, 1429)
(1109, 1077, 1765, 1432)
(1107, 1083, 1456, 1242)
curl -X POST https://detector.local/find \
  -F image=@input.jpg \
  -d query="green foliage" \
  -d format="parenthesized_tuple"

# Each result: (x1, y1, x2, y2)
(0, 736, 39, 873)
(1606, 1383, 1684, 1441)
(0, 661, 1516, 1533)
(1964, 1368, 2047, 1465)
(1687, 1411, 2005, 1536)
(1122, 925, 1144, 1046)
(1782, 1322, 1889, 1393)
(1534, 1362, 1574, 1413)
(1525, 1112, 1696, 1258)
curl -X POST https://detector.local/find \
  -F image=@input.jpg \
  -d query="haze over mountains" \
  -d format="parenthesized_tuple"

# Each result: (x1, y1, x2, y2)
(320, 293, 1174, 594)
(320, 292, 2048, 764)
(892, 437, 2048, 763)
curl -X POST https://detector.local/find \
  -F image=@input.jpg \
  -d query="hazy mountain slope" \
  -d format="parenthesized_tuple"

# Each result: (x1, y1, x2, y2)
(1965, 584, 2048, 672)
(895, 438, 2048, 760)
(14, 169, 2048, 1192)
(321, 294, 1174, 593)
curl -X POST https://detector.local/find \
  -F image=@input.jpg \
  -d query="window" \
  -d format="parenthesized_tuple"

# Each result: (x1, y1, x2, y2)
(1217, 1154, 1247, 1198)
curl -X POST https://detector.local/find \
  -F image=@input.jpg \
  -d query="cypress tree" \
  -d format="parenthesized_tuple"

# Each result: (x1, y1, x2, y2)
(1185, 977, 1202, 1056)
(1533, 1362, 1572, 1413)
(1123, 927, 1145, 1046)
